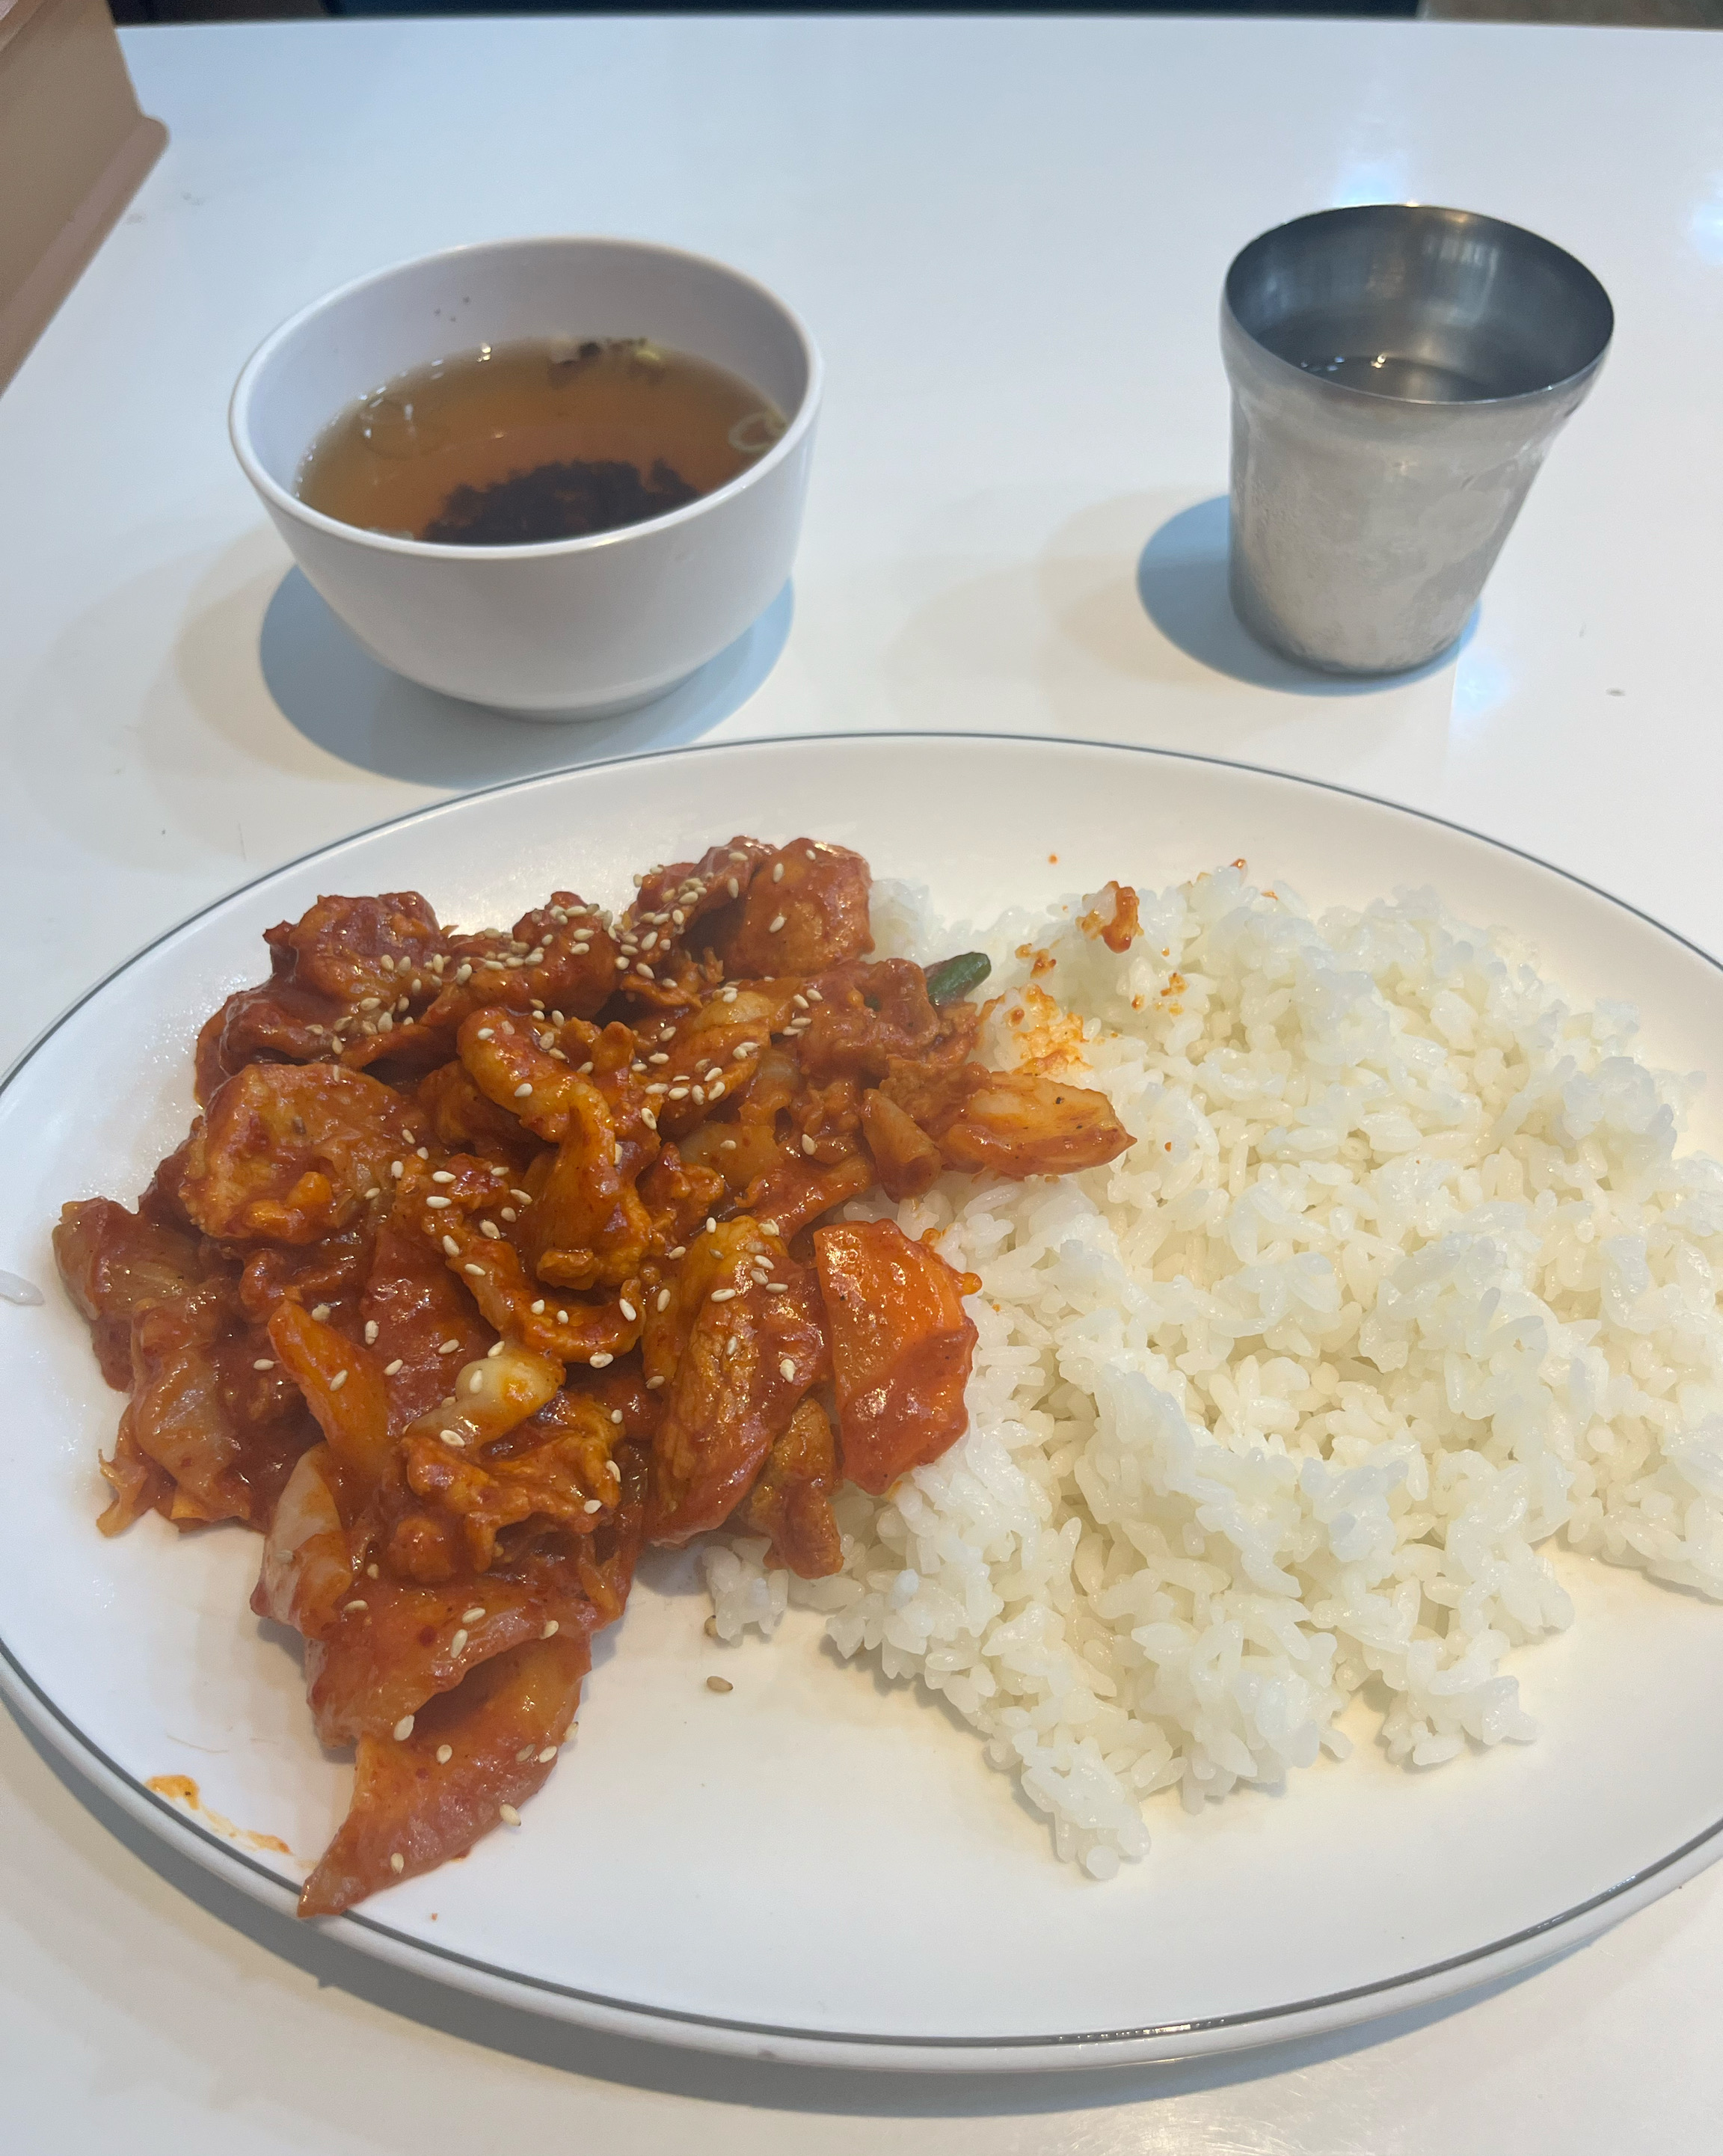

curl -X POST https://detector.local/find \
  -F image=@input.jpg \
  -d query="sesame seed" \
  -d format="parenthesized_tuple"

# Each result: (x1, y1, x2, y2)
(721, 986, 738, 1003)
(431, 1170, 456, 1184)
(779, 1357, 796, 1380)
(768, 915, 786, 933)
(393, 1714, 415, 1740)
(720, 1138, 737, 1151)
(530, 1299, 545, 1315)
(436, 1744, 452, 1764)
(615, 956, 630, 970)
(390, 1160, 405, 1176)
(344, 1599, 368, 1613)
(771, 862, 784, 883)
(727, 877, 740, 898)
(792, 994, 809, 1010)
(384, 1358, 403, 1376)
(590, 1351, 614, 1368)
(583, 1497, 602, 1514)
(511, 1189, 532, 1203)
(499, 1804, 522, 1828)
(646, 1373, 665, 1388)
(666, 1246, 686, 1259)
(514, 1083, 534, 1099)
(609, 1410, 624, 1425)
(556, 1308, 569, 1324)
(648, 1052, 670, 1065)
(500, 1206, 517, 1223)
(480, 1220, 501, 1240)
(438, 1338, 458, 1354)
(464, 1263, 485, 1277)
(734, 1042, 756, 1059)
(517, 1744, 535, 1763)
(330, 1369, 348, 1392)
(765, 1281, 789, 1293)
(706, 1217, 718, 1232)
(656, 1289, 671, 1312)
(311, 1303, 331, 1321)
(417, 1146, 429, 1159)
(462, 1606, 485, 1623)
(538, 1746, 558, 1763)
(367, 1562, 379, 1578)
(802, 1134, 817, 1155)
(443, 1235, 461, 1256)
(364, 1186, 381, 1200)
(619, 1300, 637, 1321)
(390, 1852, 405, 1874)
(426, 1194, 452, 1208)
(467, 1372, 484, 1393)
(541, 1620, 559, 1638)
(449, 1628, 468, 1654)
(455, 965, 473, 983)
(253, 1358, 274, 1372)
(364, 1321, 379, 1345)
(707, 1677, 734, 1694)
(359, 998, 379, 1011)
(440, 1431, 464, 1448)
(668, 1086, 689, 1100)
(709, 1288, 736, 1303)
(806, 987, 822, 1002)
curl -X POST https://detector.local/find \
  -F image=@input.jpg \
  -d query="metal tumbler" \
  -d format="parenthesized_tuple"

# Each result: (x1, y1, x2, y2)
(1220, 205, 1613, 675)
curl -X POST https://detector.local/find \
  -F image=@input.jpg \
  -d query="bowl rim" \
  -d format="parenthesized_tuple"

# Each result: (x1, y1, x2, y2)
(228, 233, 824, 562)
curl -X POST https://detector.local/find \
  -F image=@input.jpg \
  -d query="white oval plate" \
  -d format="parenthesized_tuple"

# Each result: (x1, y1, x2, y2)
(4, 734, 1722, 2073)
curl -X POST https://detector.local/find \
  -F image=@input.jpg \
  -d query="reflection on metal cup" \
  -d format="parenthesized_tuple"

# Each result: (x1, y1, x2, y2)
(1220, 205, 1613, 675)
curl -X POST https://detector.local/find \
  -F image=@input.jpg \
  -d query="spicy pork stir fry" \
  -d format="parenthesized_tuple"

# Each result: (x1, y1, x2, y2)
(55, 837, 1131, 1915)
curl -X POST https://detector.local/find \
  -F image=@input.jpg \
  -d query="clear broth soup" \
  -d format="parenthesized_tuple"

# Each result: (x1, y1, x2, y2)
(296, 337, 787, 547)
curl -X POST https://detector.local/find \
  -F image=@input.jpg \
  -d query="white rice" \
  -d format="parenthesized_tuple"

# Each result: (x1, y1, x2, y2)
(702, 865, 1723, 1880)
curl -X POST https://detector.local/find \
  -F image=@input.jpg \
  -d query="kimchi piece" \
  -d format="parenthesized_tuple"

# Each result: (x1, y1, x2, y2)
(55, 834, 1132, 1914)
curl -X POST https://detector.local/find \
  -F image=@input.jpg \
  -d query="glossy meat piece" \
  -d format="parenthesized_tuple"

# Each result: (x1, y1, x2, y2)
(269, 891, 445, 1005)
(740, 1396, 844, 1578)
(645, 983, 794, 1140)
(236, 1223, 375, 1327)
(882, 1062, 1133, 1179)
(513, 1070, 652, 1292)
(716, 840, 873, 977)
(814, 1220, 979, 1496)
(268, 1301, 394, 1490)
(428, 1205, 642, 1367)
(504, 893, 623, 1019)
(630, 837, 774, 939)
(743, 1152, 874, 1240)
(860, 1089, 944, 1202)
(123, 1282, 313, 1527)
(645, 1225, 829, 1544)
(181, 1063, 423, 1244)
(53, 1196, 208, 1389)
(795, 959, 942, 1085)
(456, 1007, 592, 1143)
(304, 1550, 578, 1743)
(399, 1386, 618, 1573)
(636, 1143, 729, 1251)
(361, 1217, 494, 1431)
(204, 894, 452, 1090)
(417, 1059, 538, 1168)
(195, 980, 337, 1105)
(298, 1634, 590, 1918)
(96, 1422, 173, 1538)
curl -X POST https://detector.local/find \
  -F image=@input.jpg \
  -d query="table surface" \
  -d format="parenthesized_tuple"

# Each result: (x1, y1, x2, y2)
(4, 13, 1722, 2149)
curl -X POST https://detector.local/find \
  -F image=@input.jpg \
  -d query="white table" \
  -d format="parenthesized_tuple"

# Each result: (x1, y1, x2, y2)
(4, 14, 1721, 2149)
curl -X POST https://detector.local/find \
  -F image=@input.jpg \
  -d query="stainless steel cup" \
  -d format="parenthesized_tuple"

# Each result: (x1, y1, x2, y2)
(1220, 205, 1613, 675)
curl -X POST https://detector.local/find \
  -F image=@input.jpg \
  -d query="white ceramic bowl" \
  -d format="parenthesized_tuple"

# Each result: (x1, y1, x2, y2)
(230, 236, 821, 719)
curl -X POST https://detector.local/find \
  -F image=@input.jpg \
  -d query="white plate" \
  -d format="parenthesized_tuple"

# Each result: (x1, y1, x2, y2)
(4, 734, 1722, 2073)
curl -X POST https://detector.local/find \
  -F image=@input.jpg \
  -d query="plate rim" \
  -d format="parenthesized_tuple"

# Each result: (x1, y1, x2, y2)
(7, 728, 1722, 2071)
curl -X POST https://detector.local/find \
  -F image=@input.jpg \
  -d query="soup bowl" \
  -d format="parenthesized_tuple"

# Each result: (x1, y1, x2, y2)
(230, 236, 822, 719)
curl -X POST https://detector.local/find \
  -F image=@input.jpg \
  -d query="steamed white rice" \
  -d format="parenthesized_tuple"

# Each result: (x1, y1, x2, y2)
(703, 865, 1723, 1879)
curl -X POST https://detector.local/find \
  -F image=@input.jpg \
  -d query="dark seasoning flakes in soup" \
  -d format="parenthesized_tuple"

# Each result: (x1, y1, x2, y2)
(296, 336, 788, 547)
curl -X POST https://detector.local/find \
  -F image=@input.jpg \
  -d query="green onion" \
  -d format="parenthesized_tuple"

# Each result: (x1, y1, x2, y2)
(924, 951, 992, 1007)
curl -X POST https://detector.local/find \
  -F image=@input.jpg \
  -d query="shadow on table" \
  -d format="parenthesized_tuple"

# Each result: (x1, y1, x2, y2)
(10, 1697, 1573, 2122)
(1136, 497, 1476, 692)
(257, 568, 794, 788)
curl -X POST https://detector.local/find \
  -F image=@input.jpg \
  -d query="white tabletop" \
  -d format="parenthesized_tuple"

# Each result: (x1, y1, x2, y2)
(4, 13, 1722, 2148)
